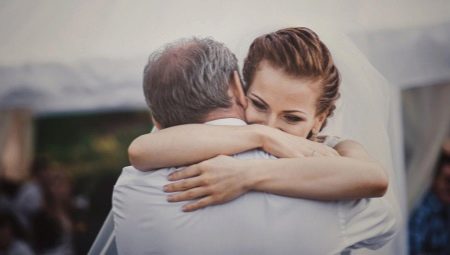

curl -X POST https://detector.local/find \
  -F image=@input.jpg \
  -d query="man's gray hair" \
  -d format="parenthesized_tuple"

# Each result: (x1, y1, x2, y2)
(143, 37, 240, 128)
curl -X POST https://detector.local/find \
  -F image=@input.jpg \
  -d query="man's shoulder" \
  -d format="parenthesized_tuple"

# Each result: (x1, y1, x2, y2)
(114, 165, 174, 188)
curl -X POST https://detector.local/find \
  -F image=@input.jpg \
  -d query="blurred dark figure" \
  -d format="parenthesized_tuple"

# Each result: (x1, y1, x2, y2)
(12, 157, 49, 232)
(409, 140, 450, 255)
(31, 169, 75, 255)
(0, 210, 33, 255)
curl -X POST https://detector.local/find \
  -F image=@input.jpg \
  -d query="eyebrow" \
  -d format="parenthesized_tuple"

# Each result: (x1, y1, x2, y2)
(249, 93, 307, 115)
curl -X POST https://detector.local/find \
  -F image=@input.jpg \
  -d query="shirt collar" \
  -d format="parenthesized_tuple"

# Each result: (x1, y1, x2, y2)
(204, 118, 247, 126)
(151, 118, 247, 133)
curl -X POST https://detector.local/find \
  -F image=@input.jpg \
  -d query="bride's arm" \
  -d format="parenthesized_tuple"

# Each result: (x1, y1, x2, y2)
(128, 124, 335, 171)
(165, 140, 389, 212)
(248, 140, 388, 200)
(128, 124, 262, 170)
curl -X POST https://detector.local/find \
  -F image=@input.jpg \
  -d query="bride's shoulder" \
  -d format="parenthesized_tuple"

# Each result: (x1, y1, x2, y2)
(317, 135, 346, 148)
(319, 136, 368, 154)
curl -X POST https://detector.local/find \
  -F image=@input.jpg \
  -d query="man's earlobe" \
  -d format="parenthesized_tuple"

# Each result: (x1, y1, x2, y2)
(151, 116, 162, 130)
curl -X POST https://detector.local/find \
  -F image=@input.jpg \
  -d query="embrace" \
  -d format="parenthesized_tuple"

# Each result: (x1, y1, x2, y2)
(112, 27, 397, 254)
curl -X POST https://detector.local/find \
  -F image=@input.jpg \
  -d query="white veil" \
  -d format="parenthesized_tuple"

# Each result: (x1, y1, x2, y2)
(89, 29, 405, 255)
(318, 29, 406, 255)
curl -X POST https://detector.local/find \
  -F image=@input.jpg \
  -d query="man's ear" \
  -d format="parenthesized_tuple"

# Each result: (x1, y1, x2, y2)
(230, 70, 248, 108)
(151, 115, 162, 130)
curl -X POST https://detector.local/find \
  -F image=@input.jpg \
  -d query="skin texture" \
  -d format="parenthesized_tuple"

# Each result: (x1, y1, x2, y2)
(129, 62, 388, 212)
(245, 61, 326, 137)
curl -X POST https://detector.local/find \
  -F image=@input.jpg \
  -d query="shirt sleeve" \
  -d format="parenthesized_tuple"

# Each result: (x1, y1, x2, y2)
(339, 197, 397, 251)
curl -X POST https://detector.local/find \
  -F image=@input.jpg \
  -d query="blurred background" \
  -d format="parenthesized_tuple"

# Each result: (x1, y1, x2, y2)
(0, 1, 449, 255)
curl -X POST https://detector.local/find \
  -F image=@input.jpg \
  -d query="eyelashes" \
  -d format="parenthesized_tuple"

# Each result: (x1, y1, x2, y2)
(284, 115, 303, 122)
(249, 97, 305, 124)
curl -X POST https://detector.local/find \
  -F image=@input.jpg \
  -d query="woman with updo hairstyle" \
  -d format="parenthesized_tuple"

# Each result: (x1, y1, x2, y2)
(128, 27, 389, 211)
(243, 28, 340, 139)
(242, 27, 340, 141)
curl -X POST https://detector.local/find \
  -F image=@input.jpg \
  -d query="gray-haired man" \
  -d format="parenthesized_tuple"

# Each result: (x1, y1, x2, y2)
(112, 38, 395, 254)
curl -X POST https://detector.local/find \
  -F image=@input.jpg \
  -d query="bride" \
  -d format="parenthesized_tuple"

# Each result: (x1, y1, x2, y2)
(127, 27, 390, 212)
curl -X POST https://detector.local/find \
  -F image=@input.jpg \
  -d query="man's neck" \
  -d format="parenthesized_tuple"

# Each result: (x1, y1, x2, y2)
(202, 104, 246, 123)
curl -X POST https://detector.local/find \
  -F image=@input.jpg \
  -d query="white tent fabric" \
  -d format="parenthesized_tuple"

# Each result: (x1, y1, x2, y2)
(1, 0, 449, 65)
(0, 58, 146, 115)
(350, 22, 450, 89)
(1, 1, 450, 255)
(1, 0, 449, 116)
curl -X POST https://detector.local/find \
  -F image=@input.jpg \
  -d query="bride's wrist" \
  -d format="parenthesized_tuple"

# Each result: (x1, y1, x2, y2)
(247, 124, 268, 149)
(241, 160, 259, 191)
(243, 160, 270, 192)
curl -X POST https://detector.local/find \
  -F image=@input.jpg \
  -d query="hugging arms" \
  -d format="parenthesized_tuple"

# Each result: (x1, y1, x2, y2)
(128, 123, 388, 211)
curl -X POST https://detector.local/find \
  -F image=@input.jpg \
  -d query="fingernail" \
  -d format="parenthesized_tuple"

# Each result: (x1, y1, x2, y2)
(163, 185, 169, 192)
(167, 196, 174, 202)
(167, 174, 174, 181)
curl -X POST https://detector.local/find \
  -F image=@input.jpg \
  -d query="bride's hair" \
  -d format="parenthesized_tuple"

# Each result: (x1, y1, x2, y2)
(243, 27, 341, 131)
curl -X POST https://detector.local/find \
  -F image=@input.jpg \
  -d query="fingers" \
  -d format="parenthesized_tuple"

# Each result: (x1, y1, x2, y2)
(164, 176, 204, 192)
(168, 165, 201, 181)
(167, 187, 210, 203)
(182, 196, 215, 212)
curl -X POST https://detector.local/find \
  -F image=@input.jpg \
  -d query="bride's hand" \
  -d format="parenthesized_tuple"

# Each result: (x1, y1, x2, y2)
(257, 125, 339, 158)
(163, 155, 251, 212)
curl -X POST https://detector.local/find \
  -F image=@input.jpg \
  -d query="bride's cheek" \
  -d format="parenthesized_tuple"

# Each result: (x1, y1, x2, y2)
(245, 107, 260, 124)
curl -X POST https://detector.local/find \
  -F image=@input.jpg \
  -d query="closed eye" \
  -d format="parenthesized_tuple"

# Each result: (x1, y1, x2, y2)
(250, 98, 267, 111)
(284, 115, 303, 123)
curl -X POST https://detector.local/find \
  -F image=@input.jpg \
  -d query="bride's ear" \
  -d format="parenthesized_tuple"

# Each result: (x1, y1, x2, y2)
(313, 112, 327, 133)
(230, 70, 248, 109)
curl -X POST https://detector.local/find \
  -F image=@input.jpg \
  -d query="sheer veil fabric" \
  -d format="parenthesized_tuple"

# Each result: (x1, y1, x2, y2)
(89, 29, 404, 255)
(318, 28, 404, 255)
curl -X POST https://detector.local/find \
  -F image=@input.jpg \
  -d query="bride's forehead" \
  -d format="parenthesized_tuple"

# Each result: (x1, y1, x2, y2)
(252, 62, 319, 89)
(250, 70, 320, 103)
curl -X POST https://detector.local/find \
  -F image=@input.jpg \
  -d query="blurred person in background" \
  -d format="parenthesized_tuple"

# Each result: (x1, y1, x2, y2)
(31, 169, 75, 255)
(409, 139, 450, 255)
(12, 156, 49, 233)
(0, 210, 33, 255)
(0, 158, 40, 251)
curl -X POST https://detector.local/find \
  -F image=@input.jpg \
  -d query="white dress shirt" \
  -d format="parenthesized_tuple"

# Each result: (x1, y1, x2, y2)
(113, 118, 396, 255)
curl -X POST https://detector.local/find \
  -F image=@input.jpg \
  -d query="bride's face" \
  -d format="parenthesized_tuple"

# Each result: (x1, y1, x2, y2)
(245, 61, 325, 138)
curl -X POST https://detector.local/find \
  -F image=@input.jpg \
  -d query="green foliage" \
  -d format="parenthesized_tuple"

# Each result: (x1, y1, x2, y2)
(35, 110, 152, 177)
(34, 110, 153, 200)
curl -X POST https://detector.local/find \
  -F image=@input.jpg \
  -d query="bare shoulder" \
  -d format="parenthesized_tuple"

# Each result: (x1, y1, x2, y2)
(334, 139, 363, 150)
(334, 139, 371, 159)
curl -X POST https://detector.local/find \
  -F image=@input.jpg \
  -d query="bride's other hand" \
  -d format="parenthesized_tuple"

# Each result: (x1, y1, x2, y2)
(163, 155, 251, 212)
(256, 125, 339, 158)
